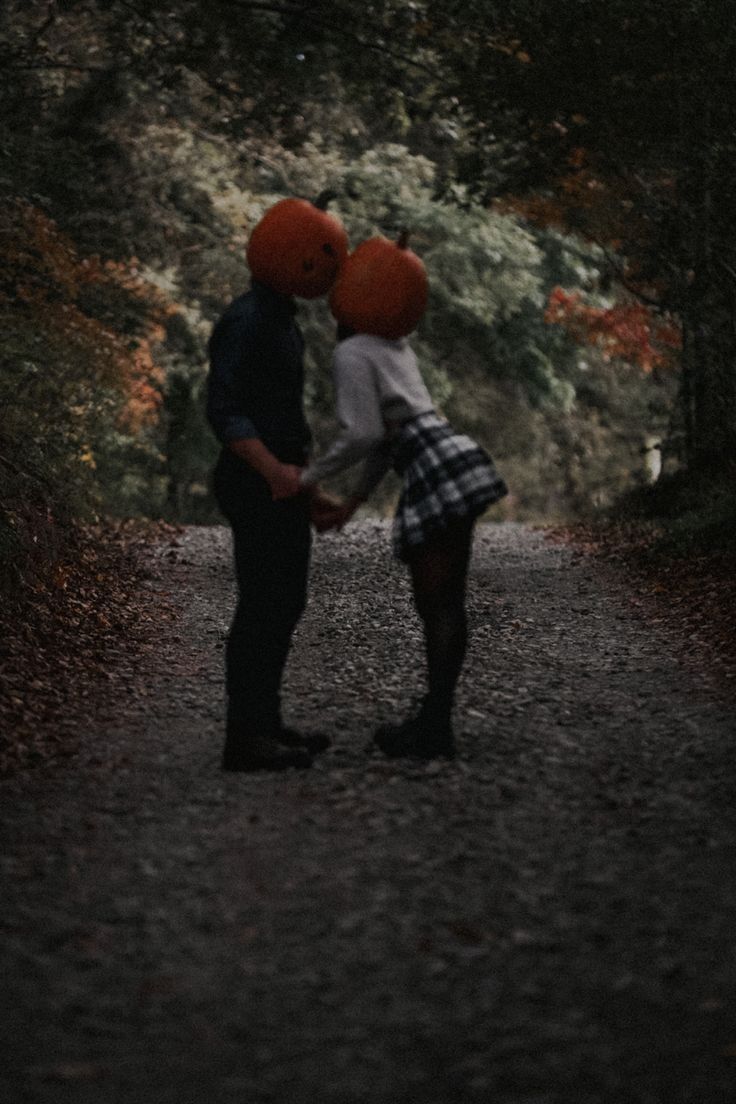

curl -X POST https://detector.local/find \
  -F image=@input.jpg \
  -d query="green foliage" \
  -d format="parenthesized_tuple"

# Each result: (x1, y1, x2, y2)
(0, 198, 169, 596)
(0, 314, 103, 590)
(0, 3, 684, 531)
(616, 470, 736, 557)
(657, 499, 736, 558)
(417, 0, 736, 469)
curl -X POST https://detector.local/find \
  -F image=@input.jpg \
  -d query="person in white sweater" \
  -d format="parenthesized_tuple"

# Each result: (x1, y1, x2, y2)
(300, 327, 507, 759)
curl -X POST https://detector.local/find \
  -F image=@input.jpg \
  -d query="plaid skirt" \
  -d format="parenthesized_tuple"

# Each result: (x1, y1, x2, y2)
(391, 412, 508, 560)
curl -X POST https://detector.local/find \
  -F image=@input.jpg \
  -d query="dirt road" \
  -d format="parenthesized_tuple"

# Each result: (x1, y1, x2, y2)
(2, 522, 735, 1103)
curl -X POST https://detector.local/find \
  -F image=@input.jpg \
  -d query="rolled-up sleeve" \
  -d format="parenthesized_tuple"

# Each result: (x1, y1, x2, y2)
(206, 315, 259, 444)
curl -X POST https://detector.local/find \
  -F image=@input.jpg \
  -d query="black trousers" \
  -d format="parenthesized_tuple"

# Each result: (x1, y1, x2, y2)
(214, 450, 311, 739)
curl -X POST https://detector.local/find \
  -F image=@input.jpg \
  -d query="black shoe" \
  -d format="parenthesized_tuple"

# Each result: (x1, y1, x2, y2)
(373, 713, 454, 761)
(222, 736, 312, 772)
(278, 726, 331, 754)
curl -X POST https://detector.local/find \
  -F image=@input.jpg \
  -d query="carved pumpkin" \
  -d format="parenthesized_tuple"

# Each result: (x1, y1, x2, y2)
(328, 231, 429, 339)
(246, 193, 349, 299)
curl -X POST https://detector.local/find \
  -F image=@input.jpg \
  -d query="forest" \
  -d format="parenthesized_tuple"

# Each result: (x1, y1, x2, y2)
(1, 0, 735, 605)
(4, 8, 736, 1094)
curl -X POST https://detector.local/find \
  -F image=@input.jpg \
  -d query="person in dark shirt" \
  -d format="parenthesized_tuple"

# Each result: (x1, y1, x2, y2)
(206, 199, 347, 771)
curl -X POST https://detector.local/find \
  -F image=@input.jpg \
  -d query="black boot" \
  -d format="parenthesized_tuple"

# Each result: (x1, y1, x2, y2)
(278, 726, 331, 754)
(222, 722, 312, 772)
(373, 702, 454, 761)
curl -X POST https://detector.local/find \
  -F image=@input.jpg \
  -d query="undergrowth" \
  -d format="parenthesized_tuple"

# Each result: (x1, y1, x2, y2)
(612, 469, 736, 558)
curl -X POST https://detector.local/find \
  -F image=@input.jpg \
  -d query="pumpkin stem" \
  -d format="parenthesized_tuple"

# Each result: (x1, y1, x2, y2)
(397, 229, 410, 249)
(313, 189, 338, 210)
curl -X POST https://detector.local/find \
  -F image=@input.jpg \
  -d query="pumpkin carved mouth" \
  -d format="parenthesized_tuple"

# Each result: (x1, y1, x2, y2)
(245, 196, 349, 298)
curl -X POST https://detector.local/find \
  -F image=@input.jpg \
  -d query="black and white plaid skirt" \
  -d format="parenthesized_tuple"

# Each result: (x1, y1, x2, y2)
(391, 411, 508, 560)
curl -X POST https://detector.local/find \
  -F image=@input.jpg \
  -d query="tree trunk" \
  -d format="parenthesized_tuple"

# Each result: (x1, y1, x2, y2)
(678, 109, 736, 476)
(684, 288, 736, 474)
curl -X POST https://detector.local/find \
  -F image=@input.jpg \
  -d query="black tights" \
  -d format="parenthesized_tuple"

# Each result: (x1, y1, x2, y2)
(407, 517, 475, 727)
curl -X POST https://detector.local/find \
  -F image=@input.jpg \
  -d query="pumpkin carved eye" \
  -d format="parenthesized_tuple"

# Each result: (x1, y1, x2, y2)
(245, 196, 349, 298)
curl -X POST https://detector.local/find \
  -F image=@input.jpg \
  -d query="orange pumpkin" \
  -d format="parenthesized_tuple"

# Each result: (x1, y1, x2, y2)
(329, 231, 428, 339)
(246, 193, 349, 299)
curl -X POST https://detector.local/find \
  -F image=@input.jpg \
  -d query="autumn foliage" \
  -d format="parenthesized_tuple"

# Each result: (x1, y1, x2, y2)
(2, 200, 170, 437)
(0, 199, 183, 772)
(494, 149, 662, 256)
(493, 137, 684, 373)
(0, 199, 176, 608)
(492, 146, 682, 375)
(544, 286, 681, 374)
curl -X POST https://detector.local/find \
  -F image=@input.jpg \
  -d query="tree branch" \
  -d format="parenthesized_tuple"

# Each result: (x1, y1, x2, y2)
(107, 0, 441, 80)
(226, 0, 442, 78)
(0, 451, 52, 488)
(3, 61, 108, 72)
(587, 236, 669, 310)
(0, 452, 22, 476)
(29, 3, 59, 48)
(717, 258, 736, 283)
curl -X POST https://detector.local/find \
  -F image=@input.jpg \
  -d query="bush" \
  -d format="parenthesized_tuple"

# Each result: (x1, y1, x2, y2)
(615, 469, 736, 556)
(0, 200, 170, 594)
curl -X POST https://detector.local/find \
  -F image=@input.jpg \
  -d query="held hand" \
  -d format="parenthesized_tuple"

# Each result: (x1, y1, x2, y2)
(309, 493, 343, 532)
(309, 490, 363, 532)
(268, 463, 304, 501)
(337, 494, 364, 529)
(308, 487, 341, 513)
(311, 503, 349, 533)
(308, 488, 345, 532)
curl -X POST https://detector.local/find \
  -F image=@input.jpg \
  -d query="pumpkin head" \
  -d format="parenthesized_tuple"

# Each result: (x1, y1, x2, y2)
(246, 193, 349, 299)
(328, 231, 428, 339)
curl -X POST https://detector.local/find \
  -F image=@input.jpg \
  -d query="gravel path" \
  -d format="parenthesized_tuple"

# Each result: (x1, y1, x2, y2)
(2, 521, 736, 1104)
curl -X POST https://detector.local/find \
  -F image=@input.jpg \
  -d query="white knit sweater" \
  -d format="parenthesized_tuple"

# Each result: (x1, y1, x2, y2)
(300, 333, 434, 498)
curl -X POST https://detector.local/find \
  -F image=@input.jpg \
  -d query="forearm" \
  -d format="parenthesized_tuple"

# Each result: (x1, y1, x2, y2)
(352, 441, 393, 500)
(229, 437, 303, 500)
(301, 431, 383, 488)
(229, 437, 282, 481)
(302, 345, 386, 488)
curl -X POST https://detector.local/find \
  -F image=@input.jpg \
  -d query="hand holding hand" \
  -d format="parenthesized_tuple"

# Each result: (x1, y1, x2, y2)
(308, 488, 343, 532)
(312, 503, 351, 532)
(268, 462, 304, 501)
(309, 488, 363, 532)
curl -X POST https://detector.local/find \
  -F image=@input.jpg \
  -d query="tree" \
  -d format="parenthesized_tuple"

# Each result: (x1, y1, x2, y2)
(0, 0, 687, 525)
(415, 0, 736, 474)
(0, 198, 170, 586)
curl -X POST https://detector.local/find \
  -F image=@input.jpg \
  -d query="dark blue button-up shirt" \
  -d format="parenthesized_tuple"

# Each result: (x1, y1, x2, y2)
(206, 282, 312, 459)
